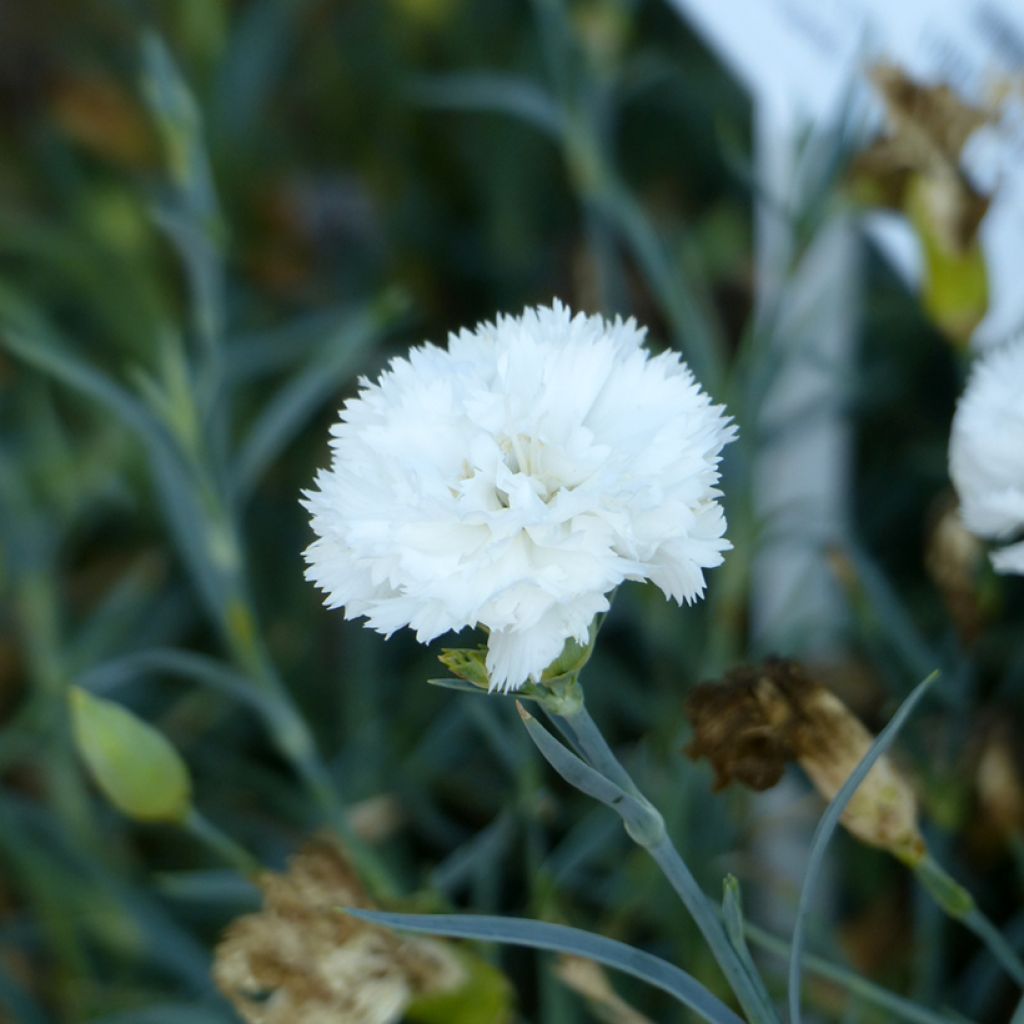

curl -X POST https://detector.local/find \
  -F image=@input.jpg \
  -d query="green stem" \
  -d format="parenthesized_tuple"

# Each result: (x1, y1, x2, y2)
(550, 697, 779, 1023)
(963, 910, 1024, 991)
(913, 853, 1024, 989)
(743, 922, 958, 1024)
(181, 428, 399, 898)
(529, 0, 724, 392)
(242, 652, 399, 900)
(185, 809, 263, 879)
(647, 836, 779, 1023)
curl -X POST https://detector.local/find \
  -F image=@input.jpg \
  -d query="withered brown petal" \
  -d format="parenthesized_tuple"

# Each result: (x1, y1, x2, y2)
(684, 659, 808, 793)
(684, 659, 926, 861)
(213, 836, 465, 1024)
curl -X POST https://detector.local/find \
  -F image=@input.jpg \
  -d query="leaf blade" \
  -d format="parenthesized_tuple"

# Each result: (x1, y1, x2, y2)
(346, 909, 744, 1024)
(788, 670, 939, 1024)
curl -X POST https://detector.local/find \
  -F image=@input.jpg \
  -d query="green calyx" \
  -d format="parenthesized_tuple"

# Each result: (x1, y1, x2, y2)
(434, 612, 605, 699)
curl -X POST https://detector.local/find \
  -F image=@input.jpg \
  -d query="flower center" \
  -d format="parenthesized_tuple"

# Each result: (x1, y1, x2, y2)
(497, 433, 560, 506)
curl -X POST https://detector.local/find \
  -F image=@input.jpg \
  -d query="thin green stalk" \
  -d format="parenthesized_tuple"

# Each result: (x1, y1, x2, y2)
(529, 0, 725, 392)
(169, 418, 398, 895)
(789, 673, 937, 1024)
(743, 922, 965, 1024)
(15, 571, 101, 852)
(914, 853, 1024, 990)
(595, 178, 724, 391)
(223, 610, 398, 899)
(964, 910, 1024, 991)
(185, 808, 263, 879)
(647, 836, 779, 1023)
(139, 39, 380, 878)
(549, 695, 779, 1023)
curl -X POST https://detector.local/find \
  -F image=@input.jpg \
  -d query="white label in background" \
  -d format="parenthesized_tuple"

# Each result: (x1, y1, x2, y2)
(669, 0, 1024, 347)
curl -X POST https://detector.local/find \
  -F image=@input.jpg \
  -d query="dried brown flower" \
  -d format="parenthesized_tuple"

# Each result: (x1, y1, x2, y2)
(213, 837, 465, 1024)
(854, 64, 991, 255)
(685, 660, 925, 862)
(868, 65, 990, 176)
(850, 64, 994, 341)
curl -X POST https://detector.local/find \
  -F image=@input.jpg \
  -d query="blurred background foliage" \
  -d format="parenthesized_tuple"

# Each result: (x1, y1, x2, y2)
(1, 1, 1022, 1022)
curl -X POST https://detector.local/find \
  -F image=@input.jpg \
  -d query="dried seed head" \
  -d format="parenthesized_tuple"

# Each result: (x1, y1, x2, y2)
(213, 837, 465, 1024)
(685, 660, 926, 862)
(857, 64, 992, 253)
(849, 65, 993, 342)
(868, 65, 991, 172)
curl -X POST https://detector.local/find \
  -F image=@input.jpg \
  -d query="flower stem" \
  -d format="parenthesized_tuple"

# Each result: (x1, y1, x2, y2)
(742, 921, 954, 1024)
(184, 809, 263, 880)
(913, 853, 1024, 989)
(246, 658, 399, 900)
(549, 697, 779, 1023)
(646, 835, 780, 1022)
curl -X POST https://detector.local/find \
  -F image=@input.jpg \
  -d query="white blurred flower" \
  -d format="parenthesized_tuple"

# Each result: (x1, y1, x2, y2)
(949, 336, 1024, 576)
(303, 301, 736, 692)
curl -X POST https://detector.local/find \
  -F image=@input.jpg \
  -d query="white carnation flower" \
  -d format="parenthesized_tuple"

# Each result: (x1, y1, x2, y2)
(303, 301, 736, 692)
(949, 336, 1024, 576)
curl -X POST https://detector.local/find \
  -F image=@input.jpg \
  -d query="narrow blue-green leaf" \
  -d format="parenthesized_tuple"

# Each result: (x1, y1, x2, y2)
(788, 670, 939, 1024)
(961, 904, 1024, 989)
(211, 0, 318, 144)
(595, 181, 723, 391)
(957, 910, 1024, 1018)
(467, 699, 527, 778)
(430, 810, 517, 895)
(411, 72, 565, 139)
(0, 291, 233, 623)
(0, 794, 213, 992)
(66, 561, 165, 670)
(141, 33, 218, 222)
(517, 705, 650, 833)
(347, 909, 744, 1024)
(744, 922, 964, 1024)
(234, 299, 396, 498)
(721, 876, 762, 992)
(226, 305, 372, 381)
(142, 32, 226, 401)
(154, 869, 259, 906)
(76, 648, 274, 716)
(0, 284, 159, 445)
(426, 677, 492, 697)
(846, 543, 940, 687)
(547, 807, 623, 883)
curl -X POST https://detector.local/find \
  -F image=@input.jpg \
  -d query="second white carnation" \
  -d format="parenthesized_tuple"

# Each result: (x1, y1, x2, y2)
(303, 301, 736, 691)
(949, 336, 1024, 576)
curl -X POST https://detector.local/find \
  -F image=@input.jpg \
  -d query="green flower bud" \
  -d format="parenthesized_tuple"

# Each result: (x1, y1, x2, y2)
(69, 686, 192, 824)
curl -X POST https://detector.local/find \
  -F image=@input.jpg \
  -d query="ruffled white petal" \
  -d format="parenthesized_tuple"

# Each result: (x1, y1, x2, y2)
(949, 337, 1024, 577)
(304, 301, 737, 689)
(991, 540, 1024, 575)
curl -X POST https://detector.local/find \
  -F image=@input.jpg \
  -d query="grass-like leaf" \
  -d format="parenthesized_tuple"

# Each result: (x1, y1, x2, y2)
(788, 670, 939, 1024)
(345, 908, 744, 1024)
(411, 72, 565, 139)
(234, 297, 399, 499)
(517, 703, 654, 837)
